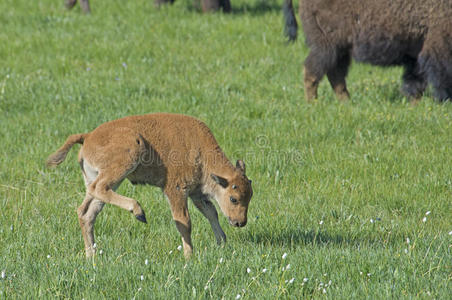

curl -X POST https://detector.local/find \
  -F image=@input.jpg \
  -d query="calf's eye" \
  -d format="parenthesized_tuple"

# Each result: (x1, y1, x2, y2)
(230, 196, 238, 204)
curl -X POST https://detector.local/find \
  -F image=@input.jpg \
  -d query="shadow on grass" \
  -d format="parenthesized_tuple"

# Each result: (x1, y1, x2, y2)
(246, 228, 380, 248)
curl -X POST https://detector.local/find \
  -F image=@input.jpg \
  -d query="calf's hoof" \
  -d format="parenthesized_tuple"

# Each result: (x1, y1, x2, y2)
(135, 213, 147, 224)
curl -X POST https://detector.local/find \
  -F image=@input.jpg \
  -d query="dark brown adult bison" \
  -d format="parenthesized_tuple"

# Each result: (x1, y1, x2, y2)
(64, 0, 231, 13)
(284, 0, 452, 101)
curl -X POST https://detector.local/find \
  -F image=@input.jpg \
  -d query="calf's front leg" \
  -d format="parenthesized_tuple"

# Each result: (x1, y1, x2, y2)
(191, 194, 226, 245)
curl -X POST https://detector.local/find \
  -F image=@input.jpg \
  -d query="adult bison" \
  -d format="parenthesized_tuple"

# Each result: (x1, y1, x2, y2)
(284, 0, 452, 101)
(64, 0, 231, 13)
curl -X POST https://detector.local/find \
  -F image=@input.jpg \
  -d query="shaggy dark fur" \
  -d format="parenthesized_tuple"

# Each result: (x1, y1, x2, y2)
(283, 0, 298, 42)
(284, 0, 452, 101)
(65, 0, 231, 13)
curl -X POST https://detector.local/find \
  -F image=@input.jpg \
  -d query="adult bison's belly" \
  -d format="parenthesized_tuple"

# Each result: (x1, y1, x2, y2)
(351, 30, 423, 66)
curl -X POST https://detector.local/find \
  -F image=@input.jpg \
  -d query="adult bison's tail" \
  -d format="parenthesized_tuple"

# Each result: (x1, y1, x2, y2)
(283, 0, 298, 42)
(46, 133, 88, 167)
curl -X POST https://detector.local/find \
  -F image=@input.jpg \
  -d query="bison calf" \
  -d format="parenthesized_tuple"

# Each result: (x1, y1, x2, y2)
(285, 0, 452, 101)
(47, 113, 253, 258)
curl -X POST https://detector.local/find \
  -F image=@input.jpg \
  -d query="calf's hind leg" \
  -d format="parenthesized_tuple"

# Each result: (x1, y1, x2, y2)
(165, 186, 193, 259)
(78, 194, 105, 257)
(88, 173, 147, 223)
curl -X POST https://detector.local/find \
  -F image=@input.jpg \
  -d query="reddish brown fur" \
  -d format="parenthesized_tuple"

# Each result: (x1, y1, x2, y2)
(47, 113, 253, 258)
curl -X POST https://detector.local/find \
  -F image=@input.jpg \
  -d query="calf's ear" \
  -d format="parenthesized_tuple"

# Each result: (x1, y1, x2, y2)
(236, 160, 246, 174)
(211, 174, 229, 188)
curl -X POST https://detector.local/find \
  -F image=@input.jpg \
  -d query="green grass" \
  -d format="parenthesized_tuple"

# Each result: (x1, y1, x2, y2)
(0, 0, 451, 298)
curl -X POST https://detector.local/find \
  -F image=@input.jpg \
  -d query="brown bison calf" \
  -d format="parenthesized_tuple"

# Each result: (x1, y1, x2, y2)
(47, 113, 253, 258)
(285, 0, 452, 101)
(65, 0, 231, 13)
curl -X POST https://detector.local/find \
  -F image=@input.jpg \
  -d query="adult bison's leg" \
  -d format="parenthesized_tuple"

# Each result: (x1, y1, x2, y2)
(219, 0, 231, 12)
(401, 57, 426, 100)
(65, 0, 77, 10)
(155, 0, 175, 7)
(304, 53, 322, 101)
(79, 0, 90, 13)
(419, 55, 452, 101)
(201, 0, 220, 12)
(419, 30, 452, 101)
(304, 48, 337, 101)
(327, 51, 351, 101)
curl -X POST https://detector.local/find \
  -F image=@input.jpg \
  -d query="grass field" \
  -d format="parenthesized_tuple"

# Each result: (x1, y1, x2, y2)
(0, 0, 451, 298)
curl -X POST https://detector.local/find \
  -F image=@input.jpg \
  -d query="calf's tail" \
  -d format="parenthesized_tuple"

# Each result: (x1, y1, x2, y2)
(46, 133, 88, 167)
(283, 0, 298, 42)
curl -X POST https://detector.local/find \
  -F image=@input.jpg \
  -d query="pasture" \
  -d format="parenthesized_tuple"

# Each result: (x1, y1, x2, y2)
(0, 0, 451, 298)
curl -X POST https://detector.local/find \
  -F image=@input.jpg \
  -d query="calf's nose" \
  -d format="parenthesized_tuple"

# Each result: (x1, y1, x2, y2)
(230, 219, 247, 227)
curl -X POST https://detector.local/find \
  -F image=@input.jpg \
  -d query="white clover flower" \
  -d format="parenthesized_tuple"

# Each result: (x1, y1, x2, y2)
(99, 250, 103, 255)
(262, 268, 267, 273)
(425, 211, 431, 215)
(169, 250, 173, 254)
(404, 249, 408, 254)
(422, 217, 427, 223)
(289, 278, 295, 284)
(1, 270, 5, 279)
(282, 253, 288, 259)
(367, 273, 371, 277)
(247, 268, 251, 274)
(303, 277, 309, 282)
(285, 264, 291, 270)
(177, 245, 182, 251)
(406, 237, 410, 244)
(219, 258, 224, 263)
(319, 220, 324, 225)
(328, 280, 332, 285)
(370, 218, 374, 223)
(322, 288, 327, 294)
(449, 231, 452, 235)
(236, 294, 241, 299)
(359, 271, 363, 275)
(140, 275, 144, 281)
(93, 243, 97, 249)
(47, 255, 51, 259)
(145, 259, 148, 265)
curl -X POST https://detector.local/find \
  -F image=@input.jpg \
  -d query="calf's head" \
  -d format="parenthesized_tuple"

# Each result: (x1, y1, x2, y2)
(211, 160, 253, 227)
